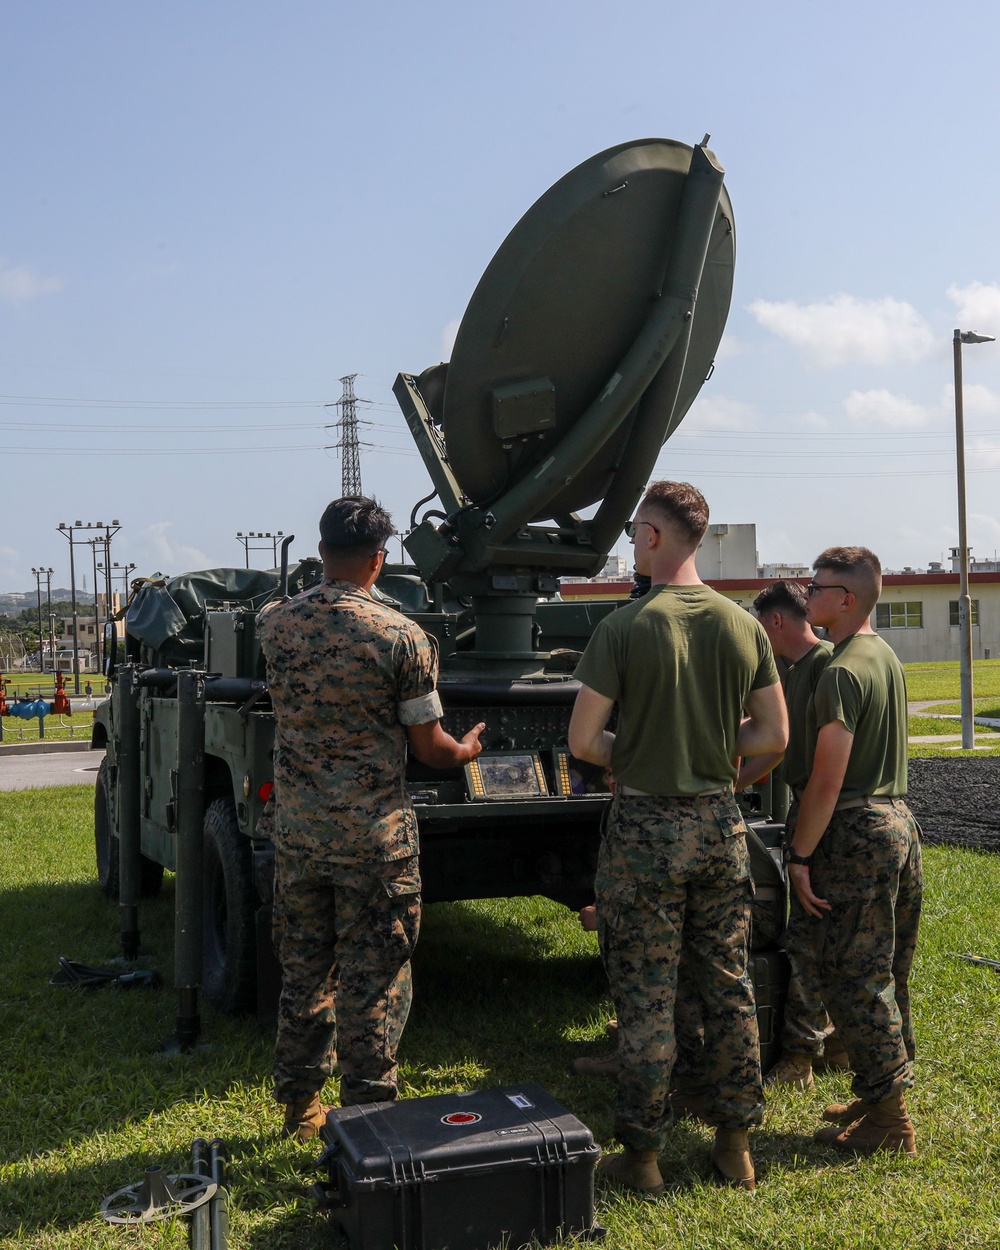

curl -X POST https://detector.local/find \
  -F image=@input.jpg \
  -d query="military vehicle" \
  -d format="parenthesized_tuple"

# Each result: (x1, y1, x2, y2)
(92, 135, 788, 1049)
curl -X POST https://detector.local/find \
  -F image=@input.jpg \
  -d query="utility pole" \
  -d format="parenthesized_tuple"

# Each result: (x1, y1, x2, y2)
(57, 520, 121, 694)
(31, 567, 52, 675)
(327, 374, 370, 496)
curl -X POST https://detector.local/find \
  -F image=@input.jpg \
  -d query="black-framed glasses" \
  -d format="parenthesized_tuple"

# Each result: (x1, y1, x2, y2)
(806, 581, 850, 596)
(625, 520, 659, 539)
(372, 548, 389, 558)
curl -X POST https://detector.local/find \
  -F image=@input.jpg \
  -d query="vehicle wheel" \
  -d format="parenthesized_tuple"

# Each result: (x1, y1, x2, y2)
(202, 796, 258, 1014)
(94, 758, 164, 899)
(95, 758, 119, 899)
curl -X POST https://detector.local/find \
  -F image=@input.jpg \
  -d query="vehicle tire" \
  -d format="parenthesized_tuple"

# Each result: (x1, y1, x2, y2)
(94, 758, 164, 899)
(95, 758, 119, 899)
(202, 796, 258, 1014)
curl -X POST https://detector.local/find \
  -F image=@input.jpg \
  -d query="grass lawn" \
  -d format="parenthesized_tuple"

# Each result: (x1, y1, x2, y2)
(3, 788, 1000, 1247)
(2, 674, 104, 698)
(0, 709, 96, 745)
(904, 658, 1000, 702)
(903, 661, 1000, 757)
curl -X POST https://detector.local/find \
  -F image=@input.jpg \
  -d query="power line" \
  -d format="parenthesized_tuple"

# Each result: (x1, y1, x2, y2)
(0, 393, 326, 409)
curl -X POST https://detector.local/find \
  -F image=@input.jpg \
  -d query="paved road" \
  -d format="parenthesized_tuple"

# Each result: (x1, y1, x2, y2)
(0, 749, 105, 790)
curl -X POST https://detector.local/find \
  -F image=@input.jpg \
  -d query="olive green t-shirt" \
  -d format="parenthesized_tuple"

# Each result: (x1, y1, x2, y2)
(574, 583, 780, 794)
(779, 639, 834, 791)
(807, 632, 908, 800)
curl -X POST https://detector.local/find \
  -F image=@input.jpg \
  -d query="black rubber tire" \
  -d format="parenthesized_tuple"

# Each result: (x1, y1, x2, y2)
(201, 796, 258, 1014)
(94, 758, 164, 899)
(95, 758, 118, 899)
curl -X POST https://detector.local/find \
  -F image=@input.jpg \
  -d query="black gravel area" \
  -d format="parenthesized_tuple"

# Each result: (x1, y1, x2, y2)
(907, 758, 1000, 852)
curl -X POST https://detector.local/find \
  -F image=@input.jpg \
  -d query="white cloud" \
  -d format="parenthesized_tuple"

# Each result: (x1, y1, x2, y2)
(0, 260, 62, 304)
(969, 512, 1000, 543)
(970, 442, 1000, 472)
(684, 394, 755, 431)
(441, 318, 461, 361)
(799, 411, 831, 431)
(747, 294, 934, 367)
(960, 382, 1000, 418)
(947, 282, 1000, 335)
(843, 388, 930, 430)
(714, 334, 747, 359)
(135, 523, 210, 577)
(0, 544, 20, 586)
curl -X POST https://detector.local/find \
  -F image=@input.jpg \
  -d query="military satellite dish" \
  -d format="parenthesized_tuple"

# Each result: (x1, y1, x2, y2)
(440, 137, 735, 518)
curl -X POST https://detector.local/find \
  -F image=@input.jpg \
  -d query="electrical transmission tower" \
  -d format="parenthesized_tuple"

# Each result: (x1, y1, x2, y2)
(329, 374, 370, 496)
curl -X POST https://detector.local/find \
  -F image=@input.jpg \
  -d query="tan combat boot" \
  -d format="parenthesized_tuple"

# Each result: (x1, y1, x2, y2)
(281, 1093, 331, 1143)
(818, 1034, 851, 1072)
(712, 1128, 756, 1190)
(814, 1092, 916, 1157)
(597, 1148, 665, 1196)
(763, 1052, 815, 1090)
(571, 1054, 621, 1080)
(821, 1097, 866, 1125)
(669, 1088, 711, 1123)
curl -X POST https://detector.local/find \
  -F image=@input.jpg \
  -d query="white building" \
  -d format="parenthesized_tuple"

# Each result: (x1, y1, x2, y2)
(695, 523, 757, 580)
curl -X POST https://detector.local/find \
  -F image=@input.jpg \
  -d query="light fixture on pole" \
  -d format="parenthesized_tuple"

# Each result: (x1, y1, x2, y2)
(57, 520, 121, 694)
(30, 567, 52, 674)
(954, 328, 995, 750)
(235, 530, 285, 568)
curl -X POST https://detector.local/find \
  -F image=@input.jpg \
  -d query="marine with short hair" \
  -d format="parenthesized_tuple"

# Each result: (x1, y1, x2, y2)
(738, 580, 845, 1088)
(257, 496, 484, 1142)
(568, 480, 787, 1194)
(786, 546, 922, 1156)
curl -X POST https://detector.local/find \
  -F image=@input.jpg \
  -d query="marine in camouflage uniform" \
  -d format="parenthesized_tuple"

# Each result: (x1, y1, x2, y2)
(788, 547, 921, 1156)
(257, 498, 483, 1134)
(569, 482, 787, 1193)
(739, 580, 839, 1083)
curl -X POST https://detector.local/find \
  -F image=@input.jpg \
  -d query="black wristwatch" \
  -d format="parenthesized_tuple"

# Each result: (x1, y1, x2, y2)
(784, 847, 812, 867)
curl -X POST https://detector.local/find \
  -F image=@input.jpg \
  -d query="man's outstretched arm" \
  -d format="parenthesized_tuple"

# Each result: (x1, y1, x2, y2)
(407, 719, 486, 769)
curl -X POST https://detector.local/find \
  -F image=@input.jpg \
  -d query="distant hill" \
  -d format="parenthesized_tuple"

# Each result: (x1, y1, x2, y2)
(0, 588, 95, 616)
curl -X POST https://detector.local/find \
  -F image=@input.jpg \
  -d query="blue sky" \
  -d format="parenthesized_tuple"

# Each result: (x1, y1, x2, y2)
(4, 1, 1000, 591)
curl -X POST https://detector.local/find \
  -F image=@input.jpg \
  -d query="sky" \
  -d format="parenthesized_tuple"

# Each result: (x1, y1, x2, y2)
(3, 1, 1000, 594)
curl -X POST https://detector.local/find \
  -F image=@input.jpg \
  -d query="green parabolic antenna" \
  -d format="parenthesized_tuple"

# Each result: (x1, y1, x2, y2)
(441, 137, 735, 520)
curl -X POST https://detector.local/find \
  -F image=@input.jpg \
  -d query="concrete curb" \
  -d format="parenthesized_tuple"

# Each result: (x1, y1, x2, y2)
(0, 740, 97, 756)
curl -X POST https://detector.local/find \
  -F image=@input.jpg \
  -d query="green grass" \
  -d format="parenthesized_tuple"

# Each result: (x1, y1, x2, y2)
(907, 714, 1000, 737)
(2, 674, 105, 697)
(919, 701, 1000, 720)
(4, 788, 1000, 1246)
(0, 709, 96, 744)
(904, 658, 1000, 702)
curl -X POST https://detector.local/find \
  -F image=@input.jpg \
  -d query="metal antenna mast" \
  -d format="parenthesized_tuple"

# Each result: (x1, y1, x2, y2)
(330, 374, 368, 496)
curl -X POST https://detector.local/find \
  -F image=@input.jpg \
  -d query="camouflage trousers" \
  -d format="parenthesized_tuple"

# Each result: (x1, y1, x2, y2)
(780, 798, 835, 1059)
(272, 847, 421, 1107)
(808, 799, 922, 1102)
(596, 792, 764, 1153)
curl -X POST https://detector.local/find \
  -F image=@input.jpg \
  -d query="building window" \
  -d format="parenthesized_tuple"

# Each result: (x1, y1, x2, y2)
(876, 601, 923, 629)
(949, 599, 980, 627)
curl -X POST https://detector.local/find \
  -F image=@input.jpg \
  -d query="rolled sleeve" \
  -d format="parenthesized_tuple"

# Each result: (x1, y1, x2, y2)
(398, 689, 444, 725)
(394, 623, 440, 724)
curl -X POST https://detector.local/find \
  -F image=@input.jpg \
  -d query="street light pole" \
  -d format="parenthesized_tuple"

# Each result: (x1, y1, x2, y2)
(954, 328, 995, 750)
(58, 519, 121, 694)
(45, 568, 53, 674)
(31, 567, 45, 674)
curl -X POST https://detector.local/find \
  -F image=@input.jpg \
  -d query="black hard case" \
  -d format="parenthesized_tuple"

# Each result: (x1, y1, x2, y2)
(316, 1085, 603, 1250)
